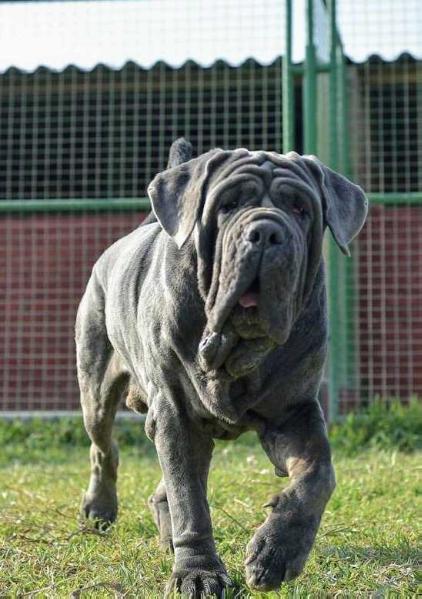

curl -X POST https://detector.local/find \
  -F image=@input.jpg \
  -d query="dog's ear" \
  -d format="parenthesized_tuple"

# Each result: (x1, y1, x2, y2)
(305, 157, 368, 256)
(167, 137, 193, 168)
(148, 148, 228, 248)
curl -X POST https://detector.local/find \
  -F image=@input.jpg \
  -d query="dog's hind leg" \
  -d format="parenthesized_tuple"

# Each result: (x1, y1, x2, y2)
(76, 282, 128, 527)
(148, 478, 173, 551)
(79, 354, 128, 527)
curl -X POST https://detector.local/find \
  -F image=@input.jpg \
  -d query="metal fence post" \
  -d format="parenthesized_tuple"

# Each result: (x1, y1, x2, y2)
(304, 0, 317, 155)
(326, 0, 341, 421)
(282, 0, 295, 153)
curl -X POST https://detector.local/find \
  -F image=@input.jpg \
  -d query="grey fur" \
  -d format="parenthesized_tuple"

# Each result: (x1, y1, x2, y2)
(76, 140, 367, 596)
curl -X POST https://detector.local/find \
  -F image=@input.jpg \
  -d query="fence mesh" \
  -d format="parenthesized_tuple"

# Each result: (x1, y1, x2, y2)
(0, 0, 286, 412)
(0, 61, 283, 201)
(0, 210, 144, 410)
(332, 0, 422, 412)
(0, 0, 421, 414)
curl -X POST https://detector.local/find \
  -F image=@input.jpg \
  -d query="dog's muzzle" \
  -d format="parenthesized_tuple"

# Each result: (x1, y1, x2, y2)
(206, 208, 296, 333)
(238, 217, 285, 308)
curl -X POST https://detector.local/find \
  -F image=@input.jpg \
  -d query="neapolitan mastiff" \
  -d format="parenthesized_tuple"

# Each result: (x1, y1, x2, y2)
(76, 139, 367, 595)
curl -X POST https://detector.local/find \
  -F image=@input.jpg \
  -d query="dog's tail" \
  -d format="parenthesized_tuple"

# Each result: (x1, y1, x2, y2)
(142, 138, 193, 226)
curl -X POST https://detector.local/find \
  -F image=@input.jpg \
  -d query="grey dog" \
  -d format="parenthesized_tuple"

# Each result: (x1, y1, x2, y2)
(76, 139, 367, 595)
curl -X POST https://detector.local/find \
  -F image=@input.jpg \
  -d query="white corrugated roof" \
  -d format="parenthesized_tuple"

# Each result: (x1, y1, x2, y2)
(0, 0, 421, 73)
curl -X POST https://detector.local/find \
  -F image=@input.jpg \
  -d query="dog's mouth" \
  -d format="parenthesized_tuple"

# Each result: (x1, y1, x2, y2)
(238, 277, 260, 308)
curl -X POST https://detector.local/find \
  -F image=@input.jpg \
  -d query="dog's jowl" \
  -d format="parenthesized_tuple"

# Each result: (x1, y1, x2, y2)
(76, 139, 367, 595)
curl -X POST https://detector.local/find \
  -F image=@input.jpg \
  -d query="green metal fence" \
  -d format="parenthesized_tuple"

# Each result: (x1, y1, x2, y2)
(283, 0, 422, 418)
(0, 0, 421, 416)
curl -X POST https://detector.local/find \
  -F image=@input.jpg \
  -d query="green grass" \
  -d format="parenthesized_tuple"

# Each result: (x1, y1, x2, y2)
(0, 405, 421, 597)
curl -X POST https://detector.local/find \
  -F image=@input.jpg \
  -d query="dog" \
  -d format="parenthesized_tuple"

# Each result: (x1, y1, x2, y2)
(76, 139, 367, 595)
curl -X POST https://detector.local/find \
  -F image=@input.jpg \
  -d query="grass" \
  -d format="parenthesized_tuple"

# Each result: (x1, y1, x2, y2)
(0, 404, 421, 597)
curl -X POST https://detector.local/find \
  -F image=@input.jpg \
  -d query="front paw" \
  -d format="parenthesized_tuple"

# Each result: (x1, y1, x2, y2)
(165, 563, 231, 598)
(245, 512, 318, 591)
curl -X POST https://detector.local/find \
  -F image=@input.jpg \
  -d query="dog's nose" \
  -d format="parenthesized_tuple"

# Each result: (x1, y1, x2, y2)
(245, 220, 283, 248)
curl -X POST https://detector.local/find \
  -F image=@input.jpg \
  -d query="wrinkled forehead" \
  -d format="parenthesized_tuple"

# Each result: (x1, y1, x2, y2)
(206, 150, 318, 202)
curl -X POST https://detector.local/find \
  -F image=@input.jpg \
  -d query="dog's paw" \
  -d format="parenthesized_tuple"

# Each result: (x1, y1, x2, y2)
(165, 567, 231, 598)
(81, 487, 118, 530)
(244, 513, 316, 591)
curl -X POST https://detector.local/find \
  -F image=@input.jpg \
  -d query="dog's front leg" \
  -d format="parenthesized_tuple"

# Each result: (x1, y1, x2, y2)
(245, 401, 335, 591)
(151, 393, 230, 597)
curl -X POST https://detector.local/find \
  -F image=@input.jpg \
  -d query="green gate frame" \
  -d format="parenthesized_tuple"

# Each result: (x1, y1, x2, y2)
(283, 0, 422, 419)
(282, 0, 353, 421)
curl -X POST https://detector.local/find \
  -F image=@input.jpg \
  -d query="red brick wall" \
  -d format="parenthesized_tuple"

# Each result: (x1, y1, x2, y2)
(0, 212, 145, 411)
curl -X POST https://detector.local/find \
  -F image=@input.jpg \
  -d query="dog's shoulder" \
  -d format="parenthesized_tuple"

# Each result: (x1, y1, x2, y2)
(92, 221, 161, 290)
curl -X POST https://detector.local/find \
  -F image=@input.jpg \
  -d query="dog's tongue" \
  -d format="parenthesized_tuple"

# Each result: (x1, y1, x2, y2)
(238, 291, 259, 308)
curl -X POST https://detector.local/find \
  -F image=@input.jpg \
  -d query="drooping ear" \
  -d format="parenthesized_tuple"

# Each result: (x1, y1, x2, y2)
(147, 148, 228, 249)
(305, 157, 368, 256)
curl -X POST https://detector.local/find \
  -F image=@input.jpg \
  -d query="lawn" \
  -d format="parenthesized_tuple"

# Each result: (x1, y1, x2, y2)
(0, 407, 421, 597)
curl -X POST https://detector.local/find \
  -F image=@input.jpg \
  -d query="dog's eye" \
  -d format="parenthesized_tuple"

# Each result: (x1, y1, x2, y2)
(220, 200, 239, 213)
(292, 203, 307, 218)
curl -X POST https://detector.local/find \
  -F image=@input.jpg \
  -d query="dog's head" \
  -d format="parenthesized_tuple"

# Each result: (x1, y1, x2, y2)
(148, 141, 367, 374)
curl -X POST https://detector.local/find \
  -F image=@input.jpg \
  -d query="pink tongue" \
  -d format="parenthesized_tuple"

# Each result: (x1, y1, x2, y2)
(239, 292, 259, 308)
